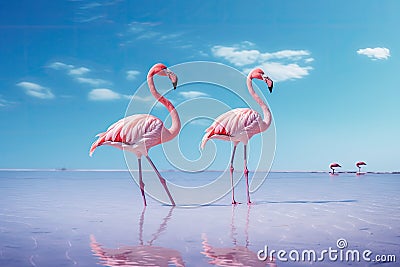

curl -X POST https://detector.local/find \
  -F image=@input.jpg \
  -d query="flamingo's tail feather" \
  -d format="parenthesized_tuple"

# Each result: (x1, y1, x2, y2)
(200, 136, 209, 150)
(201, 130, 213, 150)
(89, 133, 106, 157)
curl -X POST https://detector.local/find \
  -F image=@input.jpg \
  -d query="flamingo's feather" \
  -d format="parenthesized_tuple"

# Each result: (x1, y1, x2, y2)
(201, 108, 265, 148)
(89, 114, 164, 157)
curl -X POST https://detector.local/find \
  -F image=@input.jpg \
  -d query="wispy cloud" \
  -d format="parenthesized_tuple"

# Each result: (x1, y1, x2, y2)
(69, 67, 90, 76)
(211, 43, 313, 82)
(179, 91, 209, 99)
(128, 21, 160, 34)
(126, 70, 140, 80)
(136, 31, 160, 40)
(79, 2, 103, 10)
(159, 33, 183, 41)
(357, 47, 390, 60)
(48, 61, 74, 70)
(88, 88, 130, 101)
(48, 61, 111, 86)
(76, 77, 110, 86)
(72, 0, 122, 23)
(17, 82, 55, 99)
(0, 95, 15, 107)
(48, 61, 91, 76)
(121, 21, 184, 47)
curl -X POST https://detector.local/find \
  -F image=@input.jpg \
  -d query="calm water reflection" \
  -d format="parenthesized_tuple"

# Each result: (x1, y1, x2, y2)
(1, 171, 399, 267)
(201, 205, 277, 267)
(91, 207, 185, 266)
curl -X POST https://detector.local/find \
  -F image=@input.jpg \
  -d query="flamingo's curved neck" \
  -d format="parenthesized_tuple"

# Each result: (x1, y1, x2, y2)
(147, 72, 181, 141)
(246, 76, 272, 131)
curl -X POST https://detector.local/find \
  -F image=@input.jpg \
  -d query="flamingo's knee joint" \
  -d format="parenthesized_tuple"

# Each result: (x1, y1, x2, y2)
(159, 178, 166, 185)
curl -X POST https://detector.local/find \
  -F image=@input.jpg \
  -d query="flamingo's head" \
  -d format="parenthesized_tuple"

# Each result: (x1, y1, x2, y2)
(250, 68, 274, 93)
(152, 63, 178, 89)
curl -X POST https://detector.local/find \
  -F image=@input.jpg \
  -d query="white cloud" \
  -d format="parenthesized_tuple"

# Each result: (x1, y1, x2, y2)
(212, 44, 313, 82)
(69, 67, 90, 76)
(262, 49, 310, 60)
(48, 61, 74, 70)
(88, 89, 133, 101)
(17, 82, 54, 99)
(245, 62, 313, 82)
(179, 91, 209, 99)
(76, 77, 110, 86)
(357, 47, 390, 60)
(126, 70, 140, 80)
(241, 41, 256, 47)
(212, 45, 311, 66)
(48, 61, 112, 87)
(48, 61, 92, 76)
(89, 89, 124, 101)
(212, 46, 260, 66)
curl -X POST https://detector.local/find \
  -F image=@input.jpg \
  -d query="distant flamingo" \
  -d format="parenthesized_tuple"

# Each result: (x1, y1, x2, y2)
(201, 68, 273, 204)
(90, 63, 180, 206)
(329, 163, 341, 174)
(356, 161, 366, 174)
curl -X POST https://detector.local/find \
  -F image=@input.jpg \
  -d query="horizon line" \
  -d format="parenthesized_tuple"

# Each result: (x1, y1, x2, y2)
(0, 168, 399, 174)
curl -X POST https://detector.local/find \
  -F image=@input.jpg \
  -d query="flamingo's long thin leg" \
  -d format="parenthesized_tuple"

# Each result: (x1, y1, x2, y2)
(138, 158, 147, 206)
(230, 144, 239, 205)
(145, 155, 176, 206)
(244, 145, 252, 204)
(138, 206, 146, 245)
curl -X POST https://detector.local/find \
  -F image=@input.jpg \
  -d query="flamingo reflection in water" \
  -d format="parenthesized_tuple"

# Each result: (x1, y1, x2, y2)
(201, 205, 277, 267)
(90, 207, 184, 267)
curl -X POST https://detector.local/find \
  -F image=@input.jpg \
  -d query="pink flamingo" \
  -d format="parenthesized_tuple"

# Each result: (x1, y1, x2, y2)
(356, 161, 366, 174)
(329, 163, 341, 174)
(89, 63, 180, 206)
(201, 68, 273, 205)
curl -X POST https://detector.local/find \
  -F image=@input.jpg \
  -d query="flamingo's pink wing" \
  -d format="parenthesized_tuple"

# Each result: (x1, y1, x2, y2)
(201, 108, 263, 148)
(89, 114, 163, 156)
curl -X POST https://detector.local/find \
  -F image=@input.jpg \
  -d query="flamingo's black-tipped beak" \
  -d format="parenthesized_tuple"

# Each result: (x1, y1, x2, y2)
(263, 75, 273, 93)
(166, 69, 178, 90)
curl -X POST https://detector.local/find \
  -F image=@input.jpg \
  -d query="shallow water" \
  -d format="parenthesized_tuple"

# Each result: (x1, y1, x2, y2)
(0, 171, 399, 266)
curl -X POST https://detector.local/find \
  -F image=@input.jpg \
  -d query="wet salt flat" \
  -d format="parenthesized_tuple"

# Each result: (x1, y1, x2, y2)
(0, 170, 399, 266)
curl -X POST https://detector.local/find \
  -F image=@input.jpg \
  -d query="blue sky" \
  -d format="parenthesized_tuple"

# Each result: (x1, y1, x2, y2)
(0, 1, 399, 171)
